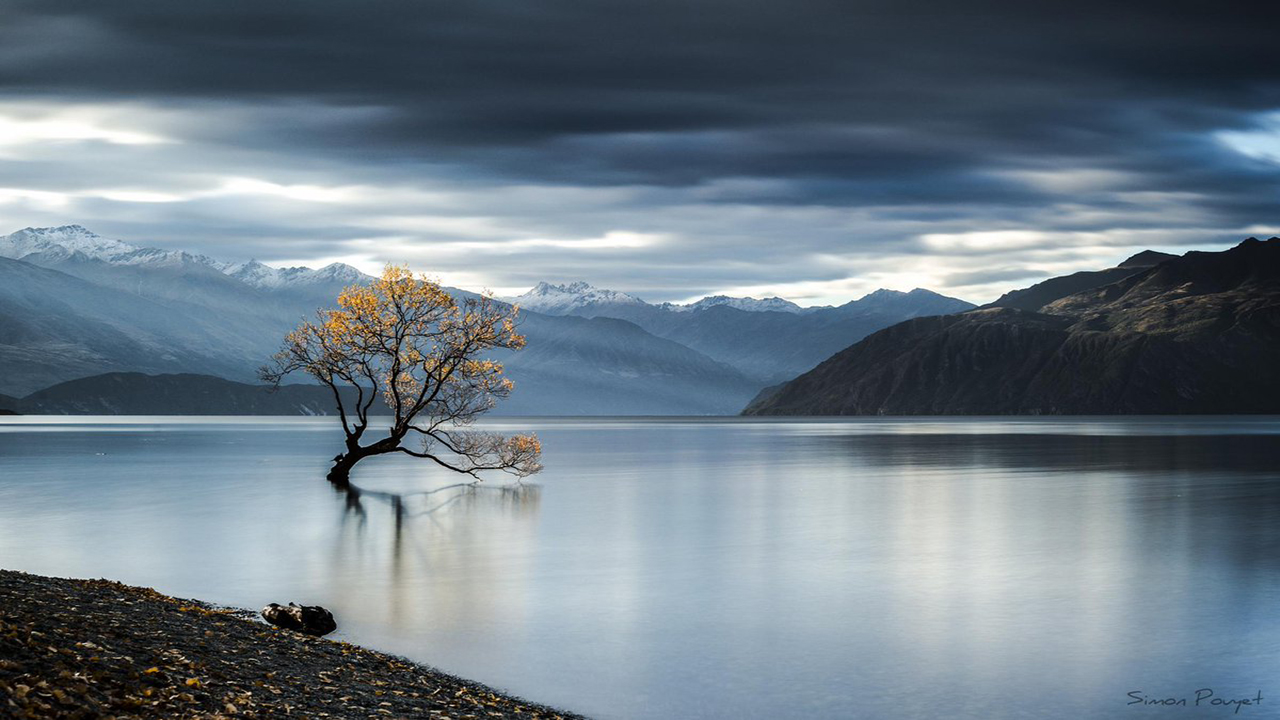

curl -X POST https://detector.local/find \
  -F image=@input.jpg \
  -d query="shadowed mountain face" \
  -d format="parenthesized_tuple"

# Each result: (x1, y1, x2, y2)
(986, 250, 1175, 312)
(745, 238, 1280, 415)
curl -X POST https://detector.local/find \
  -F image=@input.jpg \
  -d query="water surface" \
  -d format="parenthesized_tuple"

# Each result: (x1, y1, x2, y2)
(1, 416, 1278, 719)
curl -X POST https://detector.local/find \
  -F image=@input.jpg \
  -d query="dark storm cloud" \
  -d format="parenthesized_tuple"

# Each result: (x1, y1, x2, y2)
(0, 0, 1278, 301)
(4, 1, 1278, 172)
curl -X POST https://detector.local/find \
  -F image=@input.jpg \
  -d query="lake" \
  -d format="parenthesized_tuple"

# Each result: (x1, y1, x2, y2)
(1, 416, 1279, 718)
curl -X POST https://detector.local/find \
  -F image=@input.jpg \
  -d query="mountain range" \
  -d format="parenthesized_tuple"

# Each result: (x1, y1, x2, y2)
(0, 225, 972, 415)
(0, 226, 371, 397)
(512, 281, 814, 315)
(745, 238, 1280, 415)
(508, 281, 974, 382)
(8, 224, 1270, 417)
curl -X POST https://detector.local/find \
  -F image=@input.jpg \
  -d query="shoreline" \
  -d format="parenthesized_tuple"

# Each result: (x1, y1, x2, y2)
(0, 569, 586, 719)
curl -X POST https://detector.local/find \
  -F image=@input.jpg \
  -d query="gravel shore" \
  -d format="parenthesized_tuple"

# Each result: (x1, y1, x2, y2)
(0, 569, 587, 719)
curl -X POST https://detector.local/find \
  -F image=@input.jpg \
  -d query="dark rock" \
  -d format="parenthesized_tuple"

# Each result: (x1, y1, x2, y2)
(262, 602, 338, 636)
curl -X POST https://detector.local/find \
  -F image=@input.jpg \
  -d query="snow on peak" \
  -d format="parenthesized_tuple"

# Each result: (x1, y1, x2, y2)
(226, 260, 370, 290)
(510, 281, 645, 314)
(313, 262, 369, 283)
(674, 295, 803, 313)
(0, 225, 224, 269)
(0, 224, 138, 262)
(2, 225, 372, 292)
(222, 259, 279, 285)
(511, 281, 822, 315)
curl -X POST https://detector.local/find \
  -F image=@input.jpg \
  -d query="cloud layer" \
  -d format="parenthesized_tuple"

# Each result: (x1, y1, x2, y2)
(1, 0, 1278, 302)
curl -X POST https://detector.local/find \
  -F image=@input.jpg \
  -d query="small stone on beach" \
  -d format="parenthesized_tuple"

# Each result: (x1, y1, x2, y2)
(261, 602, 338, 636)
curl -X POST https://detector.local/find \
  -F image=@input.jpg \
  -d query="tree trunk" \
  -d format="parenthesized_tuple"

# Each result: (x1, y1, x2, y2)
(328, 435, 404, 486)
(327, 452, 362, 487)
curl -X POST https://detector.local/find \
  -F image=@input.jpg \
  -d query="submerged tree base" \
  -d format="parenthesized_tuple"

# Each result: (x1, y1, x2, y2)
(326, 454, 357, 487)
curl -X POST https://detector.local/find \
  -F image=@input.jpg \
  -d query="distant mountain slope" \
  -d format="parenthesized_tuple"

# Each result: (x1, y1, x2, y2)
(2, 226, 368, 325)
(5, 360, 755, 416)
(497, 313, 760, 414)
(0, 225, 372, 293)
(0, 225, 376, 395)
(654, 289, 974, 382)
(14, 373, 350, 415)
(745, 238, 1280, 415)
(509, 282, 974, 382)
(0, 256, 261, 395)
(672, 295, 805, 313)
(509, 281, 814, 315)
(0, 225, 140, 261)
(510, 281, 646, 315)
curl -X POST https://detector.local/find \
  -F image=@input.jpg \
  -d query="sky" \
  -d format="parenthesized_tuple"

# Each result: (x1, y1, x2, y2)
(0, 0, 1278, 305)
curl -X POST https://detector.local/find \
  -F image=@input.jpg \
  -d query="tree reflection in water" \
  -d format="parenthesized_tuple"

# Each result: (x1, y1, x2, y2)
(334, 480, 541, 567)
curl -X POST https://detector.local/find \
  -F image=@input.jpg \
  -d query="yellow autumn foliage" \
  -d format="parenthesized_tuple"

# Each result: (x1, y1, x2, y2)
(262, 264, 542, 481)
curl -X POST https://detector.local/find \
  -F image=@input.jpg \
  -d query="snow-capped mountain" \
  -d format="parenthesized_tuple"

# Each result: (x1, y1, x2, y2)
(0, 225, 367, 291)
(512, 282, 820, 316)
(0, 224, 139, 262)
(223, 259, 370, 291)
(504, 278, 976, 382)
(509, 281, 646, 314)
(668, 295, 805, 313)
(0, 224, 229, 268)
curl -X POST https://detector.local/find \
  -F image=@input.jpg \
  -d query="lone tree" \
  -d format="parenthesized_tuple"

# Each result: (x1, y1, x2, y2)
(261, 265, 542, 486)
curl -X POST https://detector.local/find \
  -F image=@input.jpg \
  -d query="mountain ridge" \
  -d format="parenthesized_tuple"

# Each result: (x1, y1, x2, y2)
(0, 225, 372, 292)
(506, 281, 976, 382)
(744, 238, 1280, 416)
(986, 250, 1176, 312)
(507, 279, 966, 317)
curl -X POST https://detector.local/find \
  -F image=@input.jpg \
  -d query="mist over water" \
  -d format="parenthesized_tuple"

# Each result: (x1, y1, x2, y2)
(2, 416, 1278, 719)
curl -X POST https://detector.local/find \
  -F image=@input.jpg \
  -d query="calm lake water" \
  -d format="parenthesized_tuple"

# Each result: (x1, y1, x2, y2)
(1, 416, 1279, 719)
